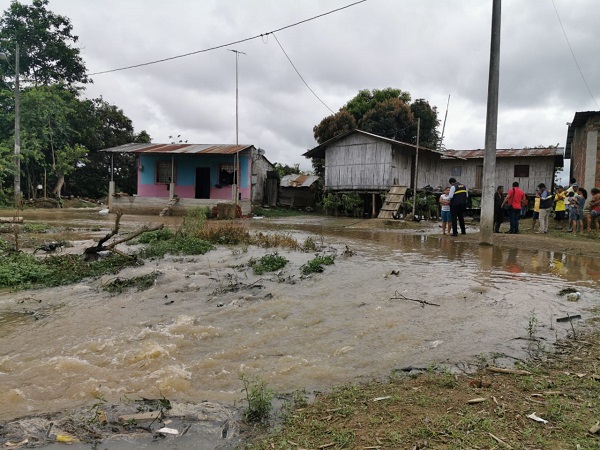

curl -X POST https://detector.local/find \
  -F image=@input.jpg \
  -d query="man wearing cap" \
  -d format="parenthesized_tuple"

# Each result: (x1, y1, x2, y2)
(448, 177, 468, 236)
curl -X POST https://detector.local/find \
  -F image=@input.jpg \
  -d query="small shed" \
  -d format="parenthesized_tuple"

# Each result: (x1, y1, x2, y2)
(279, 174, 320, 208)
(565, 111, 600, 189)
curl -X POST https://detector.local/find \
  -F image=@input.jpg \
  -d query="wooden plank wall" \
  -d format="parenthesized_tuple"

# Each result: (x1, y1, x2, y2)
(325, 134, 393, 190)
(438, 157, 557, 194)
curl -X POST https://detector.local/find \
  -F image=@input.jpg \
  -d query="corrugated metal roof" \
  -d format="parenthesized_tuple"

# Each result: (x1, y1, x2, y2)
(442, 147, 563, 159)
(101, 143, 254, 155)
(280, 174, 320, 188)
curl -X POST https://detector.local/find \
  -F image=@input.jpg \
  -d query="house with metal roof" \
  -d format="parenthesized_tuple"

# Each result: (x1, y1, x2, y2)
(101, 143, 273, 215)
(441, 147, 564, 195)
(565, 111, 600, 189)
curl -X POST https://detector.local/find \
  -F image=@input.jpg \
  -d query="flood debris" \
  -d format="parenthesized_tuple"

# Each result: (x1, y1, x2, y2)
(485, 366, 532, 375)
(526, 412, 548, 424)
(83, 211, 164, 261)
(556, 314, 582, 323)
(391, 291, 440, 307)
(557, 287, 578, 296)
(33, 241, 65, 254)
(565, 291, 581, 302)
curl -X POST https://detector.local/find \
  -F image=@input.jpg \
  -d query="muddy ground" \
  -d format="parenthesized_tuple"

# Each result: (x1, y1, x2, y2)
(0, 212, 600, 449)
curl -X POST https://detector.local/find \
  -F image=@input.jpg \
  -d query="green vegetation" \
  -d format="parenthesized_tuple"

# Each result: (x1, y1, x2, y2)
(0, 252, 140, 289)
(135, 228, 175, 244)
(244, 332, 600, 449)
(248, 252, 289, 275)
(241, 375, 273, 424)
(300, 254, 335, 275)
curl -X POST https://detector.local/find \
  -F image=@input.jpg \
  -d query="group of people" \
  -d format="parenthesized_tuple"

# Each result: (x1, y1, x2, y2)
(492, 178, 600, 235)
(438, 177, 600, 236)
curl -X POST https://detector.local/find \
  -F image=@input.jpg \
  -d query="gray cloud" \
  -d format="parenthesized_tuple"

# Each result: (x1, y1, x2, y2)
(45, 0, 598, 168)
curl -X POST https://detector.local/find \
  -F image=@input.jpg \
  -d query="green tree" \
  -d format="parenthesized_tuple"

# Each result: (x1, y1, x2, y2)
(0, 0, 89, 86)
(311, 88, 440, 174)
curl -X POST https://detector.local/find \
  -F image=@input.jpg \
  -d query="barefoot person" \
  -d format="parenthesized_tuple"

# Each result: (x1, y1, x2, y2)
(493, 185, 504, 233)
(587, 187, 600, 232)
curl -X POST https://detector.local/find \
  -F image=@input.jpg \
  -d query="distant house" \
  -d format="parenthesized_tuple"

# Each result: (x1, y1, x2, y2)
(101, 143, 274, 215)
(304, 129, 564, 216)
(441, 147, 564, 195)
(279, 174, 320, 208)
(566, 111, 600, 189)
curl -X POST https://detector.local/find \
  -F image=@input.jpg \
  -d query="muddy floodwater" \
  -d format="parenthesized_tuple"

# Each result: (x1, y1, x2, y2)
(0, 210, 599, 448)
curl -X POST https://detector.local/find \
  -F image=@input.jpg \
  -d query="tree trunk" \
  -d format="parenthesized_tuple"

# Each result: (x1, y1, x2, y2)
(52, 174, 64, 198)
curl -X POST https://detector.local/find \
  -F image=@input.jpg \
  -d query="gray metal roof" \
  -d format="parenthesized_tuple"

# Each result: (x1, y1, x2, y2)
(442, 147, 564, 159)
(280, 174, 320, 188)
(101, 143, 254, 155)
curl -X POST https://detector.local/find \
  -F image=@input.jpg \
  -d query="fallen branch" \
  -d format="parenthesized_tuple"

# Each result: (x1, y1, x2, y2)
(83, 211, 164, 260)
(391, 291, 440, 307)
(486, 366, 532, 375)
(488, 432, 512, 449)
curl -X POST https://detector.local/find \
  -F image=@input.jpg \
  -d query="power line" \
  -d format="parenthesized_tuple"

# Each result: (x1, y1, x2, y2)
(88, 0, 367, 76)
(272, 32, 335, 115)
(551, 0, 599, 109)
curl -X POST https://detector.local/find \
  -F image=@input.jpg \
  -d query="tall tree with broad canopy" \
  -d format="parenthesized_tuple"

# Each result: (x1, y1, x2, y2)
(0, 1, 149, 201)
(312, 88, 440, 176)
(0, 0, 89, 86)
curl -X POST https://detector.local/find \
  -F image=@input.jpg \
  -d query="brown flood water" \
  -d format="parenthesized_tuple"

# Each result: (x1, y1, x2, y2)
(0, 210, 599, 448)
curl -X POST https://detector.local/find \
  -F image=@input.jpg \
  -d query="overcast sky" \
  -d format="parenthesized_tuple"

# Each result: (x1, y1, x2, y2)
(41, 0, 599, 173)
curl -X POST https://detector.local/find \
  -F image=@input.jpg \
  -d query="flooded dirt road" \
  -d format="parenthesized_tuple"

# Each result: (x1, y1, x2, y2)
(0, 210, 599, 448)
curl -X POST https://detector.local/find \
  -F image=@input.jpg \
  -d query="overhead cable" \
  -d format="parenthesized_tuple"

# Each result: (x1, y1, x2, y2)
(272, 32, 335, 114)
(551, 0, 599, 109)
(88, 0, 367, 76)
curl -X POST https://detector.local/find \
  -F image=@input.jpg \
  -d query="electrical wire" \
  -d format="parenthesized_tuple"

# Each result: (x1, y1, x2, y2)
(272, 32, 335, 115)
(551, 0, 599, 109)
(88, 0, 367, 76)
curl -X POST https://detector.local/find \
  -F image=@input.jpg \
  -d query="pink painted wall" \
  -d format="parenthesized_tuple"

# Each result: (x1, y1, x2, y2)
(137, 183, 195, 198)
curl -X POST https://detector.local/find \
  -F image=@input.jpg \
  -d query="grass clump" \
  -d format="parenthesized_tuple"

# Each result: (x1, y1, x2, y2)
(135, 228, 175, 244)
(248, 252, 288, 275)
(241, 374, 273, 424)
(300, 254, 335, 275)
(195, 223, 251, 245)
(0, 253, 140, 289)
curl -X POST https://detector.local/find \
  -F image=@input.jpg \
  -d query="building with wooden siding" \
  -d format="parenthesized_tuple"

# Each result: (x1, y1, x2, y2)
(441, 148, 563, 195)
(565, 111, 600, 189)
(303, 130, 445, 192)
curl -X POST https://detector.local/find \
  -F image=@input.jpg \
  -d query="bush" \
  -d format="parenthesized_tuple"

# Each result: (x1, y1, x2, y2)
(241, 375, 273, 423)
(136, 228, 175, 244)
(248, 252, 289, 275)
(139, 237, 214, 259)
(301, 254, 335, 275)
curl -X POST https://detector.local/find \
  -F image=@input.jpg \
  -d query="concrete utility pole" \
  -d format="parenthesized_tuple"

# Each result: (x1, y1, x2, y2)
(228, 49, 245, 205)
(411, 118, 421, 218)
(480, 0, 501, 245)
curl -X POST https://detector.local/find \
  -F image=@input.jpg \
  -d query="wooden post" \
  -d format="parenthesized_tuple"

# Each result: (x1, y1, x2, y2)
(411, 118, 421, 218)
(372, 193, 376, 217)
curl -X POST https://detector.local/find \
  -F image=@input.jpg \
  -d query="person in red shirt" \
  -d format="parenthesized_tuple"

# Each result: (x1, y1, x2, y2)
(501, 181, 526, 234)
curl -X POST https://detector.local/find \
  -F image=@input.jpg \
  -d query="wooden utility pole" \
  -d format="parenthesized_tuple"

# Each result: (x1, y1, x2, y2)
(411, 118, 421, 218)
(229, 49, 245, 205)
(480, 0, 502, 245)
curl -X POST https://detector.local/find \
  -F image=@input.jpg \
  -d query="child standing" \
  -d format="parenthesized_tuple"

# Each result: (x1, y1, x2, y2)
(553, 186, 566, 229)
(440, 187, 451, 235)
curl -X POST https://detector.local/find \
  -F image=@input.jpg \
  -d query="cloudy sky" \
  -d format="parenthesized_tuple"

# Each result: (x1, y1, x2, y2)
(42, 0, 600, 172)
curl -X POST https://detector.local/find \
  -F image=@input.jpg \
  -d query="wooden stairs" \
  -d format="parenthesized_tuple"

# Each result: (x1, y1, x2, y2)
(159, 196, 180, 217)
(377, 186, 408, 219)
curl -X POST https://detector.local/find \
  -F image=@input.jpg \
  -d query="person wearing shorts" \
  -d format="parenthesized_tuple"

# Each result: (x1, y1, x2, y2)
(587, 187, 600, 232)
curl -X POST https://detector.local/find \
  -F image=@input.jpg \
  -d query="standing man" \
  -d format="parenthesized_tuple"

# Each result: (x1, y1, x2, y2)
(493, 185, 505, 233)
(536, 183, 552, 234)
(448, 177, 468, 236)
(501, 181, 526, 234)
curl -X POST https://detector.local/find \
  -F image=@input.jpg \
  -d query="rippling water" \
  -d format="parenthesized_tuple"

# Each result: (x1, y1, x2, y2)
(0, 211, 598, 449)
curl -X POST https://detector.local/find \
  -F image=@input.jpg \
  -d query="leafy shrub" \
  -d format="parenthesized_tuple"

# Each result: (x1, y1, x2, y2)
(22, 223, 51, 233)
(180, 207, 211, 237)
(136, 228, 175, 244)
(253, 232, 300, 250)
(0, 253, 52, 287)
(196, 223, 251, 245)
(301, 254, 335, 275)
(320, 192, 342, 215)
(241, 375, 273, 423)
(248, 252, 289, 275)
(341, 192, 363, 217)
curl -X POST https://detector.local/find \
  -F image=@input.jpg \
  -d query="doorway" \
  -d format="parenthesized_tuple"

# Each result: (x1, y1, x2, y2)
(195, 167, 211, 199)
